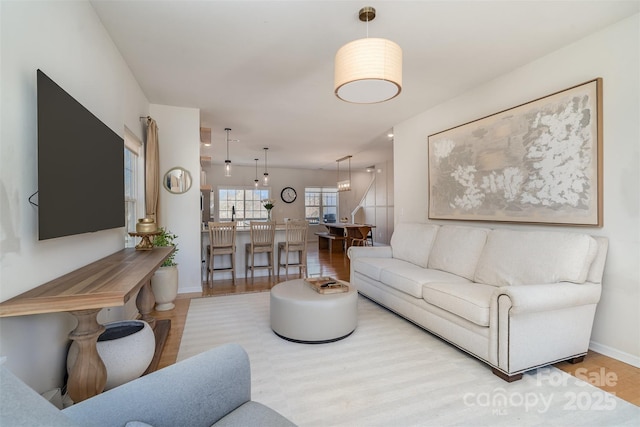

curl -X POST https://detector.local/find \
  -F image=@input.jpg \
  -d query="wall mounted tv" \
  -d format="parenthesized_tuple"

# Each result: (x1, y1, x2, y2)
(37, 69, 125, 240)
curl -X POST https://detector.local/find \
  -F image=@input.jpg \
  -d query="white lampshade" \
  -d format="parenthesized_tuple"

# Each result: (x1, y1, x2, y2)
(335, 37, 402, 104)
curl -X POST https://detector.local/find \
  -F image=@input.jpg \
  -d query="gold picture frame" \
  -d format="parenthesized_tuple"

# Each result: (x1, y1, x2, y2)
(428, 78, 603, 226)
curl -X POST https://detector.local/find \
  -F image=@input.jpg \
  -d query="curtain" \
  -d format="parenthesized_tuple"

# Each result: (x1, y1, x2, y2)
(145, 117, 159, 223)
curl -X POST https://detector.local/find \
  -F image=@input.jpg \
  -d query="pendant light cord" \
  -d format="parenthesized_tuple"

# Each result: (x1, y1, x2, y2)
(225, 129, 230, 160)
(366, 13, 369, 38)
(264, 148, 268, 173)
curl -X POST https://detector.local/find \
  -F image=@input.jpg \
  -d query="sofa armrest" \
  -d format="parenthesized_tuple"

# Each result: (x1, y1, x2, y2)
(1, 359, 81, 427)
(347, 245, 392, 260)
(63, 343, 251, 427)
(491, 283, 602, 374)
(492, 282, 601, 314)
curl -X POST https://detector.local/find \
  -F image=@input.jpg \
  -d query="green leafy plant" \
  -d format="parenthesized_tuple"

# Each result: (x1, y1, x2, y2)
(153, 227, 178, 267)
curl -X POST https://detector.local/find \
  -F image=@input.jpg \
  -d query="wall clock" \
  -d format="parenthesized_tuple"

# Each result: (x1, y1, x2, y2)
(281, 186, 297, 203)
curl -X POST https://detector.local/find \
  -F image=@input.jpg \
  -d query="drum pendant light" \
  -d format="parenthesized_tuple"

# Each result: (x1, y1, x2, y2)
(335, 6, 402, 104)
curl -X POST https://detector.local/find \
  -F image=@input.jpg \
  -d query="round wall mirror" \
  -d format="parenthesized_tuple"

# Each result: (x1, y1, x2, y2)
(163, 167, 192, 194)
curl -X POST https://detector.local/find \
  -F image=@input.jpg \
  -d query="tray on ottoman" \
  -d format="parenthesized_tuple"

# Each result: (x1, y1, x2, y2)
(304, 277, 349, 294)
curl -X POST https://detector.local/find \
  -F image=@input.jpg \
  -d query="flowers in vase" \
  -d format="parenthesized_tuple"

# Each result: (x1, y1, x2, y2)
(262, 198, 275, 211)
(262, 198, 275, 221)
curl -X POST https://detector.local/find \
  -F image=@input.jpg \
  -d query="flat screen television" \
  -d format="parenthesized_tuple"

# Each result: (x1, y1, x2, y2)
(37, 69, 125, 240)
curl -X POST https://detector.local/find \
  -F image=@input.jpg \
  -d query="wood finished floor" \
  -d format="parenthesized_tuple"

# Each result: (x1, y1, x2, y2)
(151, 244, 639, 407)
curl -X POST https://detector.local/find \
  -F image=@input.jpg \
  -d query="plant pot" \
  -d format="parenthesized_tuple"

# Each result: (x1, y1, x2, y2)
(67, 320, 155, 391)
(151, 265, 178, 311)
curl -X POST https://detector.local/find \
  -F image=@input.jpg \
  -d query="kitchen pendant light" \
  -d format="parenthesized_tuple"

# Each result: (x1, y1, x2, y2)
(337, 155, 352, 192)
(263, 147, 269, 186)
(224, 127, 232, 177)
(254, 158, 260, 188)
(334, 6, 402, 104)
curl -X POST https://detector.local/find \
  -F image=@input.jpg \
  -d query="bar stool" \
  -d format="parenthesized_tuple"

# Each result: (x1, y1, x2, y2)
(207, 221, 236, 285)
(277, 220, 309, 280)
(245, 221, 276, 280)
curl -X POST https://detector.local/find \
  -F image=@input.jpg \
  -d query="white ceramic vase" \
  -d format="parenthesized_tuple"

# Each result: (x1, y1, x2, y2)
(67, 320, 155, 391)
(151, 265, 178, 311)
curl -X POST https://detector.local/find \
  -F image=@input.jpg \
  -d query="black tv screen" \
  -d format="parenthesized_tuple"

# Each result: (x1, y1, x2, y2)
(37, 70, 124, 240)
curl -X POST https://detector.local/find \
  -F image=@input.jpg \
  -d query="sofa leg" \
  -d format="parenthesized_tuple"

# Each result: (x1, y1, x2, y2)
(568, 355, 585, 364)
(492, 368, 523, 382)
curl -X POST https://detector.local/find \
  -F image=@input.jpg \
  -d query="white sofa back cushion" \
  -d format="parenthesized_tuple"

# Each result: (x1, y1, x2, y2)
(428, 225, 490, 280)
(474, 229, 598, 286)
(390, 223, 439, 268)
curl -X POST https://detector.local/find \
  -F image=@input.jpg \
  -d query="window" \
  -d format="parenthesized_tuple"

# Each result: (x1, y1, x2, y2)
(218, 187, 270, 224)
(124, 130, 143, 247)
(305, 187, 337, 224)
(124, 147, 137, 247)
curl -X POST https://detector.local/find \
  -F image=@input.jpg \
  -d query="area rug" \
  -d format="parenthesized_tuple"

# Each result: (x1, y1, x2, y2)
(177, 292, 639, 426)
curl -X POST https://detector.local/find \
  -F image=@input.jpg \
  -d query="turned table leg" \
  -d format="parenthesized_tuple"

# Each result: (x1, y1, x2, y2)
(67, 309, 107, 403)
(136, 279, 156, 329)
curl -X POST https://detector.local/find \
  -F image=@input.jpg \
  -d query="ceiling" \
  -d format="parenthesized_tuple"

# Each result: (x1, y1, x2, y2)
(90, 1, 638, 171)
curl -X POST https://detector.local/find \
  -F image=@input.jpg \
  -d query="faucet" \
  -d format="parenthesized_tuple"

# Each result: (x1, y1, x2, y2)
(231, 205, 236, 222)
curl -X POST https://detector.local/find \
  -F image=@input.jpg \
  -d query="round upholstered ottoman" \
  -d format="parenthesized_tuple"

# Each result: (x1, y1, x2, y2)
(270, 279, 357, 343)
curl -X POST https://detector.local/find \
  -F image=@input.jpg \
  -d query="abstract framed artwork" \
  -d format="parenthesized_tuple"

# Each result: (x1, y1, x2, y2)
(428, 78, 603, 226)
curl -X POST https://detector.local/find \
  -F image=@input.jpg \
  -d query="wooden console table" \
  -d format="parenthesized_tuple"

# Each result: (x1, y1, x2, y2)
(0, 247, 174, 403)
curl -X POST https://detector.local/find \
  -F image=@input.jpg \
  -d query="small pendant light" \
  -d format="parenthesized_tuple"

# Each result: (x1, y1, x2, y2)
(224, 128, 232, 177)
(254, 158, 260, 188)
(263, 147, 269, 186)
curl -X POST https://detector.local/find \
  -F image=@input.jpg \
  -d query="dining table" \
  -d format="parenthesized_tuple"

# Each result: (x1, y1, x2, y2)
(318, 222, 374, 252)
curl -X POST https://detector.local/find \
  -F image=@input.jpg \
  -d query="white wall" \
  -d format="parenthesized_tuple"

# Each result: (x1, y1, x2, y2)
(357, 159, 395, 244)
(394, 15, 639, 366)
(150, 105, 202, 296)
(0, 0, 150, 391)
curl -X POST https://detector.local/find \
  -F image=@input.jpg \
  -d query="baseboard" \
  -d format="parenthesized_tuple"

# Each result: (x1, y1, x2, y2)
(589, 340, 640, 368)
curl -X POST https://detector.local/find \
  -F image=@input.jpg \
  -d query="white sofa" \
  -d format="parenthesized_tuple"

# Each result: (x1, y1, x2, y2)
(348, 223, 608, 381)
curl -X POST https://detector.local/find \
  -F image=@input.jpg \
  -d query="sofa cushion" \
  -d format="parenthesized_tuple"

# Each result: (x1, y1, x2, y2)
(390, 223, 439, 268)
(353, 257, 408, 282)
(428, 225, 490, 280)
(422, 282, 495, 327)
(379, 266, 470, 298)
(474, 230, 599, 286)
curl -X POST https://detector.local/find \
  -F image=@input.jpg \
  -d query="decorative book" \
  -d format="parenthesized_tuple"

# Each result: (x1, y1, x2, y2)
(304, 277, 349, 294)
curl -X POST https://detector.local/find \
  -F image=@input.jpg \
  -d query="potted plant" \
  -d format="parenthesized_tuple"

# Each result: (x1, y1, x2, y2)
(150, 227, 179, 311)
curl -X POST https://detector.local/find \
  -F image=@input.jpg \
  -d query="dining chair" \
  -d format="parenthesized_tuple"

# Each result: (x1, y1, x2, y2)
(345, 226, 360, 249)
(245, 221, 276, 280)
(207, 221, 237, 285)
(277, 220, 309, 280)
(350, 225, 372, 247)
(365, 225, 374, 246)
